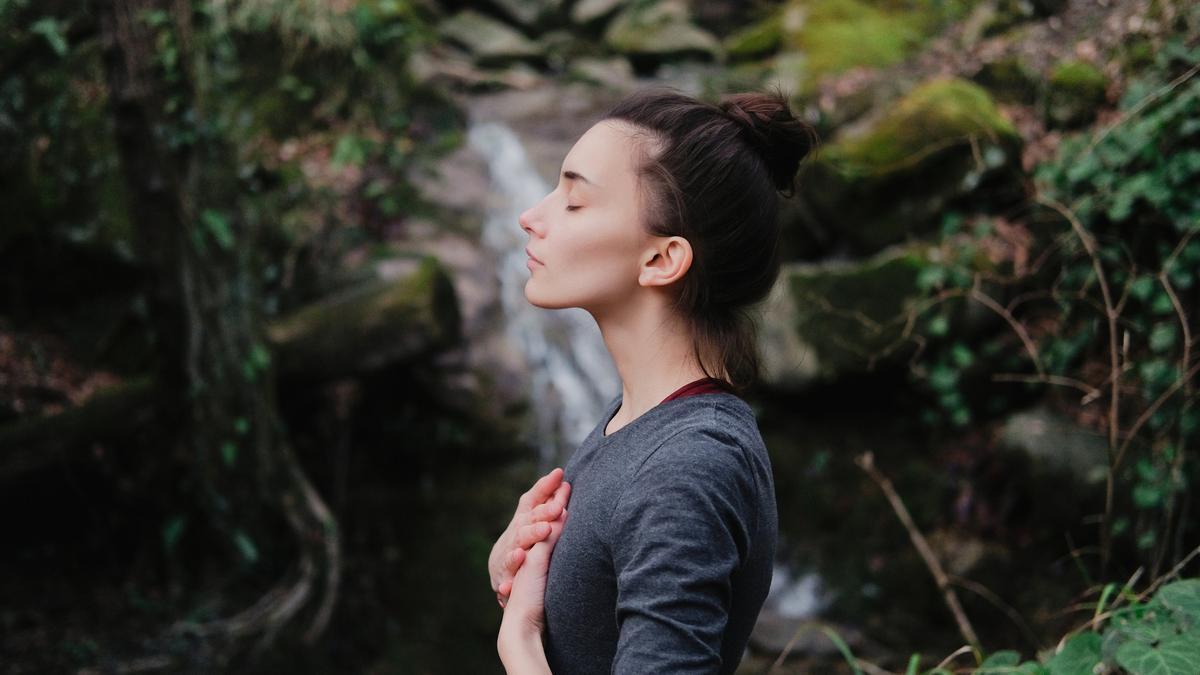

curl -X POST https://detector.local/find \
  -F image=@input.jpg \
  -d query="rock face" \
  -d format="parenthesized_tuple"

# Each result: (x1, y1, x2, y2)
(798, 78, 1025, 255)
(438, 10, 544, 67)
(1044, 59, 1107, 129)
(603, 0, 722, 72)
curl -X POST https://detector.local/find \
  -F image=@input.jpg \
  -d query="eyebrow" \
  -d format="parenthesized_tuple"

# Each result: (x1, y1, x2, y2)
(562, 170, 598, 189)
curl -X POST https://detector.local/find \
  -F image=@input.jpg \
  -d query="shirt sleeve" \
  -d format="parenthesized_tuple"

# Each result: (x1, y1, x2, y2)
(608, 425, 757, 674)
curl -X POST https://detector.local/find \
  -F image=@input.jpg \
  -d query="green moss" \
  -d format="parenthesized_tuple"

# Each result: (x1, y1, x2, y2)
(972, 55, 1039, 104)
(787, 244, 931, 375)
(833, 77, 1018, 173)
(782, 0, 976, 90)
(1049, 59, 1106, 96)
(1045, 59, 1107, 128)
(723, 12, 783, 60)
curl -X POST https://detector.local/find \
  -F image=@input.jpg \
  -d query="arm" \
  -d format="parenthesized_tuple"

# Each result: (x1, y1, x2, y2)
(609, 428, 755, 673)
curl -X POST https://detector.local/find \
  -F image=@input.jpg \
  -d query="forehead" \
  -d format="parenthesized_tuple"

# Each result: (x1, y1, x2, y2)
(562, 120, 645, 188)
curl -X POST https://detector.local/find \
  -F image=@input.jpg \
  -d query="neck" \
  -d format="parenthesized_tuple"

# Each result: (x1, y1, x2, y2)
(590, 292, 712, 426)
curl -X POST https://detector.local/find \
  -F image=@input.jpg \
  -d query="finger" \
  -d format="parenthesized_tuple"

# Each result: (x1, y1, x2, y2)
(516, 521, 552, 549)
(554, 481, 571, 508)
(498, 580, 512, 597)
(504, 546, 526, 572)
(530, 499, 563, 523)
(518, 467, 563, 509)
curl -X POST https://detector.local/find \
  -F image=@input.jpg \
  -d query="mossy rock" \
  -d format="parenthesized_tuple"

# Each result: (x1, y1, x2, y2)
(779, 0, 974, 93)
(268, 254, 461, 378)
(759, 242, 955, 387)
(1044, 59, 1107, 129)
(799, 77, 1024, 254)
(723, 11, 783, 61)
(971, 55, 1039, 104)
(438, 10, 544, 68)
(603, 0, 722, 72)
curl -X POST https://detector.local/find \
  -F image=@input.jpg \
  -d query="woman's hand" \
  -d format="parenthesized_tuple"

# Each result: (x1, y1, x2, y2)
(497, 507, 566, 674)
(489, 467, 571, 607)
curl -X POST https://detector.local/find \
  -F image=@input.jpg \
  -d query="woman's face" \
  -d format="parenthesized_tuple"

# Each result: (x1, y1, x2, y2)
(519, 120, 653, 315)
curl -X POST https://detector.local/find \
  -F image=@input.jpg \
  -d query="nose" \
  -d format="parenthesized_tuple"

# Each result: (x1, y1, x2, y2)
(519, 205, 541, 236)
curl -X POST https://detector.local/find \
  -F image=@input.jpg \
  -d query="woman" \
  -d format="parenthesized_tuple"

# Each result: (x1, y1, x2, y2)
(487, 86, 818, 673)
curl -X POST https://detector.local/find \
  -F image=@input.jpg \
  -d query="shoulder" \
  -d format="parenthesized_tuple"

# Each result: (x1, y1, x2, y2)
(642, 394, 764, 474)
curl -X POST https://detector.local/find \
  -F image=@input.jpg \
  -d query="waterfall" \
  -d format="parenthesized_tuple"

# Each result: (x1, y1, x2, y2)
(468, 121, 621, 470)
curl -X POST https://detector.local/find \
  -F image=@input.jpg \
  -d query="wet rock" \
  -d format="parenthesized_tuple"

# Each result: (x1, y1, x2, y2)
(799, 77, 1024, 254)
(437, 10, 543, 68)
(1044, 59, 1107, 129)
(603, 0, 722, 74)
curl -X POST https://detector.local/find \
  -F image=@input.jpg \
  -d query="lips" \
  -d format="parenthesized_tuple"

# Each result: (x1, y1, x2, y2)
(525, 247, 544, 265)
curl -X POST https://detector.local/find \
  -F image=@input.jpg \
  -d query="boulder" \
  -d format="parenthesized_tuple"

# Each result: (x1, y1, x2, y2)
(1044, 59, 1107, 129)
(758, 242, 958, 388)
(798, 77, 1024, 255)
(437, 10, 543, 68)
(603, 0, 722, 73)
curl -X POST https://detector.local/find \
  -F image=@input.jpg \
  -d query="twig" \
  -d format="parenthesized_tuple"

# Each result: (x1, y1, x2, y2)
(1136, 544, 1200, 603)
(949, 575, 1042, 651)
(1038, 196, 1122, 575)
(855, 452, 982, 654)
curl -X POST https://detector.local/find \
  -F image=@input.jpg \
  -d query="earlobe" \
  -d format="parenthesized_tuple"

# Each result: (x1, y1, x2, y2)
(638, 236, 693, 287)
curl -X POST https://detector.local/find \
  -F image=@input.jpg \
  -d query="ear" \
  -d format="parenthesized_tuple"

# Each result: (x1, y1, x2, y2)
(638, 236, 693, 288)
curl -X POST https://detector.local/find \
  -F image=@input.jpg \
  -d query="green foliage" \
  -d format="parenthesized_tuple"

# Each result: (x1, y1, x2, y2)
(910, 32, 1200, 569)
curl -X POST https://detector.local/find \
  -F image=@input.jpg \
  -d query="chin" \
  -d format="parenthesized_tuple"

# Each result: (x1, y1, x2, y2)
(523, 282, 582, 311)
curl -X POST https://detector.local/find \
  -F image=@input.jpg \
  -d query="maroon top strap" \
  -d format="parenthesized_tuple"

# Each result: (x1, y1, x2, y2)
(660, 377, 734, 403)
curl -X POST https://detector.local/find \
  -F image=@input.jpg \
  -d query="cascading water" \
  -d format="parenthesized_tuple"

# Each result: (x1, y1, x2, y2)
(468, 120, 621, 470)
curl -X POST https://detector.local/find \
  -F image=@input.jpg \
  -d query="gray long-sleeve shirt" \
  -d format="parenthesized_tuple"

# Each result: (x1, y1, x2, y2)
(543, 391, 778, 674)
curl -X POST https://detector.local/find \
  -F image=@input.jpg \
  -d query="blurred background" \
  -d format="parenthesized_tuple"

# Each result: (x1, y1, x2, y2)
(2, 0, 1199, 672)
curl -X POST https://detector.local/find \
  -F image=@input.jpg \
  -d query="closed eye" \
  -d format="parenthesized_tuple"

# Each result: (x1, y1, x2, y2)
(566, 205, 581, 212)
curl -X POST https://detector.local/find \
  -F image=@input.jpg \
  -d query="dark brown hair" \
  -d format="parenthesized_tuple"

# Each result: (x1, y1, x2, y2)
(601, 85, 819, 396)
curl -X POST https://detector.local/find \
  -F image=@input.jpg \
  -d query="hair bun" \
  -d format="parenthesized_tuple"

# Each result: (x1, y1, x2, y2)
(719, 90, 819, 196)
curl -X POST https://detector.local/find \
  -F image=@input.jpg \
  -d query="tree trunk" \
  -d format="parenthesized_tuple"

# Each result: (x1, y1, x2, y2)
(96, 0, 340, 653)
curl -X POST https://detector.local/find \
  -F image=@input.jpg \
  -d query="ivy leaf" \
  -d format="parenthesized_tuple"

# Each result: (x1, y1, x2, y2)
(233, 530, 259, 564)
(1114, 627, 1200, 675)
(31, 18, 69, 57)
(1157, 580, 1200, 621)
(1149, 323, 1177, 352)
(977, 650, 1020, 672)
(162, 515, 187, 552)
(1046, 631, 1102, 675)
(200, 209, 235, 250)
(220, 441, 237, 467)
